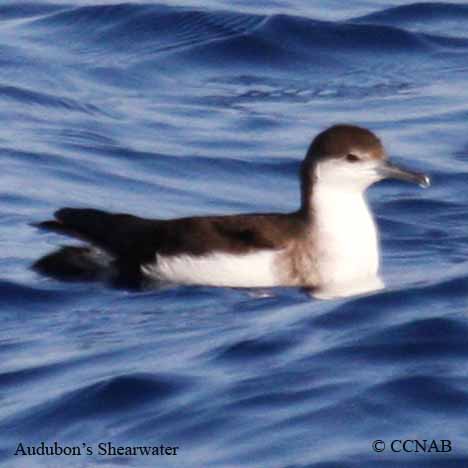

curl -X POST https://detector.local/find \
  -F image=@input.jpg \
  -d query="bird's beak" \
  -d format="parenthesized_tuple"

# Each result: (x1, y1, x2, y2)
(377, 161, 430, 188)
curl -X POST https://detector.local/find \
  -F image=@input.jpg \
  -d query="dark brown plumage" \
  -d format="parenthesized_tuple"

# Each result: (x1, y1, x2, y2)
(305, 125, 385, 162)
(33, 124, 427, 291)
(300, 124, 386, 209)
(33, 207, 306, 286)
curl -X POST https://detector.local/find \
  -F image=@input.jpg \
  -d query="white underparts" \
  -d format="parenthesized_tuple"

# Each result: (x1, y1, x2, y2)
(141, 250, 281, 288)
(310, 174, 382, 298)
(141, 160, 384, 298)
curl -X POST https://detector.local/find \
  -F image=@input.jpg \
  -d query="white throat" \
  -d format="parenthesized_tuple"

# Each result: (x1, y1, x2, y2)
(310, 180, 382, 298)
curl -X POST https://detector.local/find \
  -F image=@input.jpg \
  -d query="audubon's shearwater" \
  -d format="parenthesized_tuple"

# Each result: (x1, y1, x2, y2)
(33, 124, 430, 298)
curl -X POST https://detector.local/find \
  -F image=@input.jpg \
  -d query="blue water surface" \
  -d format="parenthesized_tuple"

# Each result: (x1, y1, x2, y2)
(1, 1, 468, 467)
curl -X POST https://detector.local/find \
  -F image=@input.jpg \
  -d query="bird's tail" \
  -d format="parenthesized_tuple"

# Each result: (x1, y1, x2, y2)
(32, 246, 113, 281)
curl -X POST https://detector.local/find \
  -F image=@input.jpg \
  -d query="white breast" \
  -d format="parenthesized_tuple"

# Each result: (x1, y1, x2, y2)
(312, 183, 381, 295)
(141, 250, 281, 288)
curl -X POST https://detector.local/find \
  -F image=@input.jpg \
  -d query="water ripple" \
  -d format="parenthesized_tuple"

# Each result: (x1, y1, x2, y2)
(1, 1, 468, 467)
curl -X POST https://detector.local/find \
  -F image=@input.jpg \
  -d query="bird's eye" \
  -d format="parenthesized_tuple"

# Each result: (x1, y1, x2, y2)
(346, 154, 360, 163)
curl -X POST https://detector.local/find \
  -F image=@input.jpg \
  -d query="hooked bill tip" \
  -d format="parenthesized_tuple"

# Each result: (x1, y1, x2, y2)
(419, 175, 431, 188)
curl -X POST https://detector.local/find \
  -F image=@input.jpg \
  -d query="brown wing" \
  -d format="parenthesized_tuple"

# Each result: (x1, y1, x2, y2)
(34, 207, 304, 263)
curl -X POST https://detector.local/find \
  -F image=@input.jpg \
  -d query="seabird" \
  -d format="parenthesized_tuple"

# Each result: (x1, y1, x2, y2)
(33, 124, 430, 298)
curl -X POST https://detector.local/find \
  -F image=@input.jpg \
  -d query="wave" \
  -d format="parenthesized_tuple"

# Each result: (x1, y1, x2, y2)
(1, 373, 189, 439)
(0, 2, 63, 21)
(305, 458, 468, 468)
(2, 2, 468, 467)
(24, 3, 468, 74)
(0, 280, 71, 309)
(213, 334, 295, 362)
(354, 2, 468, 25)
(30, 3, 264, 55)
(369, 374, 468, 411)
(0, 84, 103, 115)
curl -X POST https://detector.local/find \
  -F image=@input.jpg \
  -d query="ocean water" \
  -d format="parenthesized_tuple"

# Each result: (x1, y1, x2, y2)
(1, 1, 468, 467)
